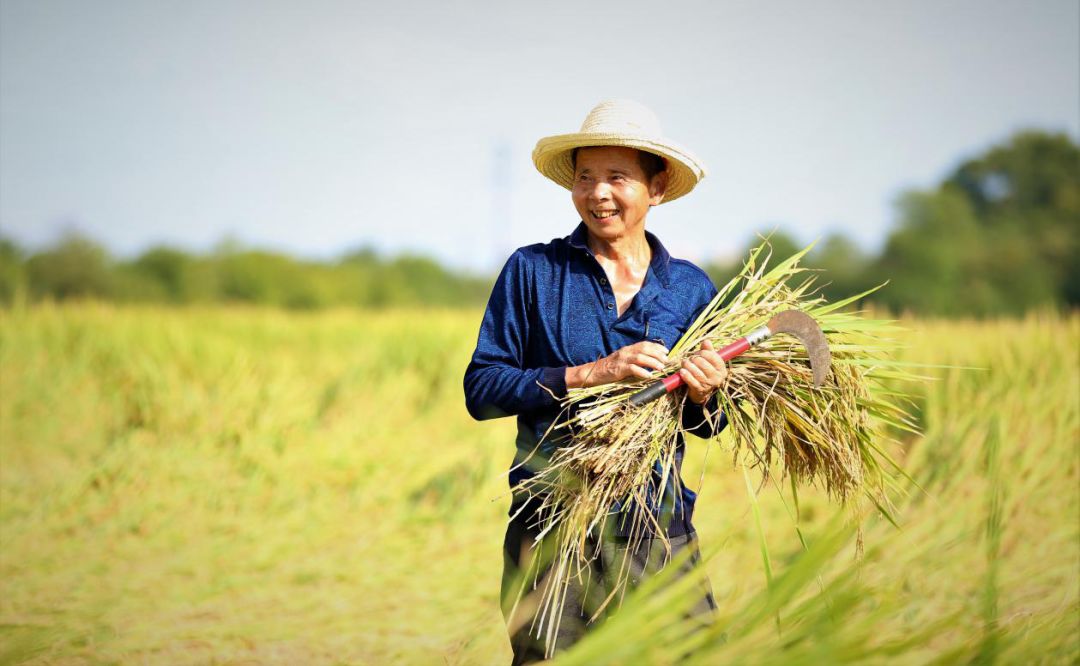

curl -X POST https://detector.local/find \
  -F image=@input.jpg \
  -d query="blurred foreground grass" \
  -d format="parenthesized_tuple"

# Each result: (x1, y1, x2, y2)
(1, 305, 1077, 664)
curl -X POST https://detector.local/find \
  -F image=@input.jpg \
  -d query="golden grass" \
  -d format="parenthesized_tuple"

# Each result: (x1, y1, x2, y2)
(0, 304, 1076, 664)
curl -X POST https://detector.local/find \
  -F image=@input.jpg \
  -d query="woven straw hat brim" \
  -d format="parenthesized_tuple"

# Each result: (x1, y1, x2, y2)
(532, 133, 707, 204)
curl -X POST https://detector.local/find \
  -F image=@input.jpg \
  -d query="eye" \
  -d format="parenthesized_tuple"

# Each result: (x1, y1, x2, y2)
(611, 174, 625, 182)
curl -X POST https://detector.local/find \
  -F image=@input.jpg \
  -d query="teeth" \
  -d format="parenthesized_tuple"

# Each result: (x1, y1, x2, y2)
(593, 210, 619, 219)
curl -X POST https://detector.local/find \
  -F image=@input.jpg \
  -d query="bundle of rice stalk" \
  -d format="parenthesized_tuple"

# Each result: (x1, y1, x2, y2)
(512, 240, 920, 656)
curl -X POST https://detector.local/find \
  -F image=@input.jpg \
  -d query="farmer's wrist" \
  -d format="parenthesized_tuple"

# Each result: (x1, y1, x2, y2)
(565, 362, 598, 389)
(564, 365, 582, 389)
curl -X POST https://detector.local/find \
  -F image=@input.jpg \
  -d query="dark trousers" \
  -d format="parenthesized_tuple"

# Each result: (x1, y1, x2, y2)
(500, 510, 717, 665)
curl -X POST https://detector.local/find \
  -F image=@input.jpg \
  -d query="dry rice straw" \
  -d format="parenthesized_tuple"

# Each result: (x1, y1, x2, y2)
(511, 241, 919, 657)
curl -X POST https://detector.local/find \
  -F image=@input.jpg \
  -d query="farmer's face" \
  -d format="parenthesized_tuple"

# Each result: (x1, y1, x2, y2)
(572, 146, 666, 242)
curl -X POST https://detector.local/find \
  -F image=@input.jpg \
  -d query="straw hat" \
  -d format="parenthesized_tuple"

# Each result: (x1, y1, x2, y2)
(532, 99, 707, 204)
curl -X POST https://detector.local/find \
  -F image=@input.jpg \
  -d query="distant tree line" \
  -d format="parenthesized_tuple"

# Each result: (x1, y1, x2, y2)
(702, 130, 1079, 316)
(0, 130, 1075, 315)
(0, 237, 493, 309)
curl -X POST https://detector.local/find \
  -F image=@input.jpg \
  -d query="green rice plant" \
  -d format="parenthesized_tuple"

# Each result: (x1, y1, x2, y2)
(513, 241, 921, 657)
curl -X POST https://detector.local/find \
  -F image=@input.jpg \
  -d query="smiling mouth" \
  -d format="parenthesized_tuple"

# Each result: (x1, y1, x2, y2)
(592, 209, 620, 220)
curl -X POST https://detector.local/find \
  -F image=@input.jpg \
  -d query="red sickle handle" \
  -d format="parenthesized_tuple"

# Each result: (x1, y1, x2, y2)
(626, 334, 762, 407)
(717, 337, 753, 361)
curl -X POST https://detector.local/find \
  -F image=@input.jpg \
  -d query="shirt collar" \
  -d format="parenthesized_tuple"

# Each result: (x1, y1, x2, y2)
(567, 221, 672, 288)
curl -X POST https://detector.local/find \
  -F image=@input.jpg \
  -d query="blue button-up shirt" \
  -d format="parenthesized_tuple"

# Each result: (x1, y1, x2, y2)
(464, 222, 727, 537)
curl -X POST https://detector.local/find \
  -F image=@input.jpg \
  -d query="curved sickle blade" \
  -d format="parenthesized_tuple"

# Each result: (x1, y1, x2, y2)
(766, 310, 831, 386)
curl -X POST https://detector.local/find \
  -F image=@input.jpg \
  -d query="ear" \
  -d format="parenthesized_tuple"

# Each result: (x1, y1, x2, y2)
(648, 171, 668, 206)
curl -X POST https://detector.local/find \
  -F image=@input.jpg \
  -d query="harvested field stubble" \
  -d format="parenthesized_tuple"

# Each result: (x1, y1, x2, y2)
(0, 305, 1077, 664)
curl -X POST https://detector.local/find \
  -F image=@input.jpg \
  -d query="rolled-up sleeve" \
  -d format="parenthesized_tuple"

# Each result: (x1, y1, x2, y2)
(464, 251, 567, 421)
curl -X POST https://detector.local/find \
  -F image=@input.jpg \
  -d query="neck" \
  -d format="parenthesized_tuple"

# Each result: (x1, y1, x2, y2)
(586, 227, 651, 268)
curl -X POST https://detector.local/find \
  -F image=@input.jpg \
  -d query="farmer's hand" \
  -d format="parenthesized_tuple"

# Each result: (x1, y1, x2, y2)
(680, 339, 728, 404)
(566, 341, 669, 388)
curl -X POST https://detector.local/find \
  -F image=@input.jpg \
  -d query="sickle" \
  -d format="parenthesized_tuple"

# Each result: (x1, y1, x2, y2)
(627, 310, 832, 407)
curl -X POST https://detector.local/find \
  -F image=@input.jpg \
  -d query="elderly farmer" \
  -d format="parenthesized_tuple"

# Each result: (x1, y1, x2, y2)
(464, 99, 728, 663)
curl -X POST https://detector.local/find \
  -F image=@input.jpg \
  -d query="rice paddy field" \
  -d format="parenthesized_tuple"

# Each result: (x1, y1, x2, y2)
(1, 304, 1077, 664)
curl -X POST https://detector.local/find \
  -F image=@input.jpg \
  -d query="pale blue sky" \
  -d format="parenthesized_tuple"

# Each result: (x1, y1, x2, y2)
(1, 0, 1077, 270)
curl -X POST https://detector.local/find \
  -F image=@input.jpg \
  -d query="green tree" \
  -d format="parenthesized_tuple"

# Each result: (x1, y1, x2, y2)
(876, 130, 1078, 315)
(127, 247, 197, 303)
(25, 233, 112, 301)
(0, 238, 27, 305)
(876, 189, 994, 315)
(946, 131, 1080, 307)
(808, 233, 873, 304)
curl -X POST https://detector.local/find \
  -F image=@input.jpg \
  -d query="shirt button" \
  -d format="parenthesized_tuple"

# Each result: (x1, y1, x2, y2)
(607, 302, 614, 310)
(600, 277, 608, 285)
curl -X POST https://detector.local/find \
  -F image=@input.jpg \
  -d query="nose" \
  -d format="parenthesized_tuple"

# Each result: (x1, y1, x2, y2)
(588, 180, 611, 202)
